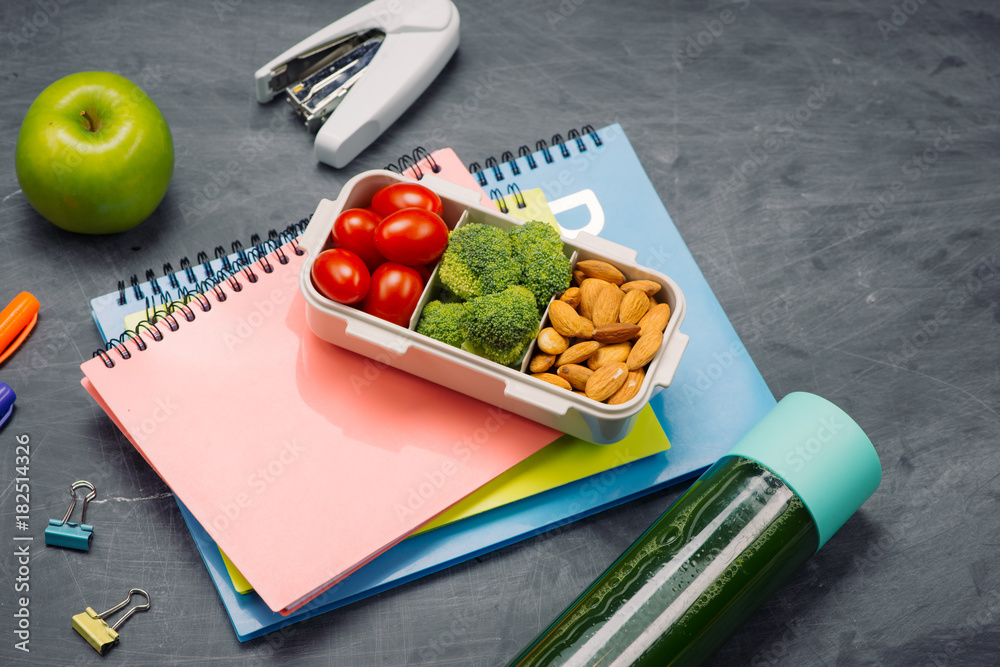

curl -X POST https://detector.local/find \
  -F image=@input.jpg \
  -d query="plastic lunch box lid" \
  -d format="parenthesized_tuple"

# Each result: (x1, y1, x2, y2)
(724, 391, 882, 549)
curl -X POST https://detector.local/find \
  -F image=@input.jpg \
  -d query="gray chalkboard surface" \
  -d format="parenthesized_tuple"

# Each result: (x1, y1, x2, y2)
(1, 1, 998, 665)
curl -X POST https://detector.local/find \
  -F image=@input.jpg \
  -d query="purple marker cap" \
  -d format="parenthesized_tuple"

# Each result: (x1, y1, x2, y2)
(0, 382, 15, 428)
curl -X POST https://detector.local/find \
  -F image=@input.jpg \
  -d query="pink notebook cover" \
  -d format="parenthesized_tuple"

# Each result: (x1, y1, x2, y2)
(81, 229, 555, 614)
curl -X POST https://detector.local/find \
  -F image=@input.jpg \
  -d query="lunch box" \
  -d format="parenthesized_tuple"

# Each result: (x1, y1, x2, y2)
(298, 170, 688, 444)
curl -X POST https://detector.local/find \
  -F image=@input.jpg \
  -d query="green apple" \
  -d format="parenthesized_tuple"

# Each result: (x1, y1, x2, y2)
(15, 71, 174, 234)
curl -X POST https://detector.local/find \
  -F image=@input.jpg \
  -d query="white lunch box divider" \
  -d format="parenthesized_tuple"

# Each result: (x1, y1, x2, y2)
(298, 170, 689, 444)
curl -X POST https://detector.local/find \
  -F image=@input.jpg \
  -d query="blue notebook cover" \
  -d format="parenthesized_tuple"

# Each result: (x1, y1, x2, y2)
(165, 124, 775, 640)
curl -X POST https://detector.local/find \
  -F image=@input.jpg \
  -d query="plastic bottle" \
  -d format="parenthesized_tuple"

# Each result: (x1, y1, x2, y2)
(508, 392, 881, 666)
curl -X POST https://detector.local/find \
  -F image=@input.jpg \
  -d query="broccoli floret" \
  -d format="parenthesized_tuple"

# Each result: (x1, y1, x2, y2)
(508, 219, 563, 253)
(438, 223, 520, 301)
(508, 220, 573, 308)
(461, 286, 540, 366)
(416, 300, 467, 348)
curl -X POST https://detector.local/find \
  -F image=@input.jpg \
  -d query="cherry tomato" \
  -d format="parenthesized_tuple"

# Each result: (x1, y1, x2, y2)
(415, 263, 434, 283)
(310, 248, 370, 305)
(374, 208, 449, 266)
(370, 182, 443, 217)
(331, 208, 385, 272)
(361, 263, 425, 327)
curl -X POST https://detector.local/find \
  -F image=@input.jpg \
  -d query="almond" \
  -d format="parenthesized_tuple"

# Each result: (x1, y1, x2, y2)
(627, 331, 663, 370)
(585, 361, 629, 401)
(587, 341, 631, 370)
(577, 316, 595, 340)
(619, 289, 650, 325)
(529, 353, 555, 373)
(537, 327, 569, 355)
(555, 340, 601, 366)
(572, 269, 586, 286)
(532, 373, 572, 391)
(579, 278, 611, 320)
(638, 303, 671, 338)
(620, 280, 661, 297)
(591, 285, 624, 326)
(577, 259, 625, 285)
(556, 364, 593, 391)
(608, 368, 645, 405)
(548, 299, 584, 337)
(593, 323, 641, 344)
(559, 287, 582, 308)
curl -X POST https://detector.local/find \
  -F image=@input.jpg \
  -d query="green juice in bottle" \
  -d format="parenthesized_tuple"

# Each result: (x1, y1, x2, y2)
(508, 392, 881, 667)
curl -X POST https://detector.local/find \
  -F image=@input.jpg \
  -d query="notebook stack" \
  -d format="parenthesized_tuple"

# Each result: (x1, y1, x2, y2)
(82, 125, 774, 638)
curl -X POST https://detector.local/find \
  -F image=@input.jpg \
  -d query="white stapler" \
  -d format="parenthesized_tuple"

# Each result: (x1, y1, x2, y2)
(254, 0, 460, 168)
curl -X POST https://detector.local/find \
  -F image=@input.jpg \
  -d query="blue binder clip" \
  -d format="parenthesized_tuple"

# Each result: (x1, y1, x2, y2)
(45, 480, 96, 551)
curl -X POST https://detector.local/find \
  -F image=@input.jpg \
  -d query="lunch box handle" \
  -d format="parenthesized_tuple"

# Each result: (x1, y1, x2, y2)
(299, 199, 340, 257)
(502, 379, 573, 417)
(650, 331, 689, 388)
(343, 317, 413, 356)
(417, 174, 484, 205)
(572, 232, 638, 266)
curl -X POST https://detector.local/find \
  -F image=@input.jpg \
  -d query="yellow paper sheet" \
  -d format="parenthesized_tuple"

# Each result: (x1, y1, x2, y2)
(416, 404, 668, 533)
(220, 550, 254, 594)
(494, 187, 560, 227)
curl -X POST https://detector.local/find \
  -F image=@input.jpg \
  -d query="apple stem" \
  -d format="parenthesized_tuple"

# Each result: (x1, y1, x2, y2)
(79, 109, 102, 133)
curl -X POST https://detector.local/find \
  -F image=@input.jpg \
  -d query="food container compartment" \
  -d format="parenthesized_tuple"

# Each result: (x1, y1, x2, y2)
(298, 169, 689, 444)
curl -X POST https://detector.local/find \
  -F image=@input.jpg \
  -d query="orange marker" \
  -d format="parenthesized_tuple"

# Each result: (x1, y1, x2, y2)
(0, 292, 40, 364)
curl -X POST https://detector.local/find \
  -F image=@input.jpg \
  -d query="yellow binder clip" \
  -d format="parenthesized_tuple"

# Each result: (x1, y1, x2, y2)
(72, 588, 150, 654)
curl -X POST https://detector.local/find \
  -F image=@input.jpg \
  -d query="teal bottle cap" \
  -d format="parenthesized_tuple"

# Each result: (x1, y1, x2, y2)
(725, 392, 882, 549)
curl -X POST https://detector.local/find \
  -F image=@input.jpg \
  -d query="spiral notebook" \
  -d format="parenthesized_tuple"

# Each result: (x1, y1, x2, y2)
(172, 125, 774, 639)
(80, 230, 558, 614)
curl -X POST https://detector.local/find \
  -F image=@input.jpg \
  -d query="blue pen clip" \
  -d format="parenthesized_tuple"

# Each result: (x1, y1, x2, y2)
(45, 481, 97, 551)
(0, 382, 14, 429)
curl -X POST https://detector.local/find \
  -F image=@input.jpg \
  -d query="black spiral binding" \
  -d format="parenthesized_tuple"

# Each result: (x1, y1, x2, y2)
(94, 218, 310, 369)
(488, 183, 527, 215)
(385, 146, 441, 180)
(115, 224, 307, 307)
(468, 125, 603, 188)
